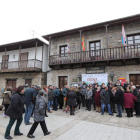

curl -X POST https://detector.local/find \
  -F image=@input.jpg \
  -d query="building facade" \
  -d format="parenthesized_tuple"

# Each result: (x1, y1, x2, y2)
(0, 38, 49, 91)
(44, 14, 140, 87)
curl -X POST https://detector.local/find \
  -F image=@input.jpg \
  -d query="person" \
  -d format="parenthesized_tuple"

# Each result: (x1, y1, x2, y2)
(92, 81, 97, 87)
(81, 85, 87, 107)
(47, 85, 54, 113)
(67, 87, 77, 115)
(114, 87, 124, 117)
(5, 86, 25, 139)
(85, 87, 92, 111)
(101, 83, 105, 91)
(62, 85, 69, 111)
(24, 86, 37, 125)
(124, 88, 137, 118)
(100, 86, 113, 116)
(25, 84, 30, 91)
(76, 87, 82, 111)
(27, 90, 51, 138)
(2, 88, 12, 118)
(2, 85, 10, 96)
(89, 83, 93, 88)
(115, 80, 122, 87)
(58, 88, 64, 109)
(123, 80, 129, 92)
(42, 85, 48, 117)
(82, 81, 88, 87)
(92, 84, 97, 110)
(94, 86, 101, 113)
(132, 86, 140, 118)
(53, 86, 60, 111)
(107, 81, 113, 90)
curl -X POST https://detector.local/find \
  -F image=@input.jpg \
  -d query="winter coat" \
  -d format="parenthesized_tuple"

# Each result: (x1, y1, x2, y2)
(53, 88, 60, 97)
(85, 90, 92, 99)
(100, 89, 110, 104)
(92, 88, 97, 97)
(62, 88, 69, 97)
(124, 92, 137, 108)
(95, 90, 101, 106)
(81, 88, 87, 96)
(67, 91, 77, 106)
(48, 88, 54, 100)
(76, 91, 82, 104)
(115, 89, 124, 105)
(123, 83, 129, 91)
(133, 89, 140, 102)
(42, 89, 48, 103)
(6, 93, 25, 119)
(3, 91, 11, 104)
(108, 89, 115, 103)
(58, 91, 64, 103)
(34, 94, 46, 122)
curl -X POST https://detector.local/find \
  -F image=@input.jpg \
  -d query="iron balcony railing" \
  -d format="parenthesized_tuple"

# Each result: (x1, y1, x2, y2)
(49, 44, 140, 65)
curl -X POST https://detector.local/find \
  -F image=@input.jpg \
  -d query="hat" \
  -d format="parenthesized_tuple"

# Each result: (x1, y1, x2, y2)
(83, 85, 86, 87)
(39, 90, 43, 95)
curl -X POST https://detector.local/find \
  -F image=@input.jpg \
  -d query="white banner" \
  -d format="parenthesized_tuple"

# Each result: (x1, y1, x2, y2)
(82, 73, 108, 86)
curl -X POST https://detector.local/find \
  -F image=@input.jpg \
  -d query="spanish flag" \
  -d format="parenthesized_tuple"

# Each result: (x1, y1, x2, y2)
(82, 35, 85, 51)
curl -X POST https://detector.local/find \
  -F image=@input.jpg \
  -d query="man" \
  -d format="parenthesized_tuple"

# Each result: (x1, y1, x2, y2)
(2, 85, 10, 96)
(81, 85, 87, 107)
(132, 86, 140, 118)
(107, 81, 113, 90)
(92, 84, 98, 110)
(85, 87, 92, 111)
(100, 86, 113, 116)
(25, 84, 30, 91)
(123, 80, 129, 92)
(24, 85, 37, 125)
(62, 85, 69, 111)
(115, 87, 124, 117)
(48, 85, 54, 113)
(53, 86, 60, 111)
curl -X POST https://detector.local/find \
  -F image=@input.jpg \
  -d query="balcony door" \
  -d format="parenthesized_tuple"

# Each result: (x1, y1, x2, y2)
(129, 74, 140, 85)
(20, 53, 28, 68)
(59, 76, 68, 88)
(2, 55, 9, 69)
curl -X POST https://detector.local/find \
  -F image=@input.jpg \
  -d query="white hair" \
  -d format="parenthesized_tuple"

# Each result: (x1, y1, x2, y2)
(132, 86, 136, 89)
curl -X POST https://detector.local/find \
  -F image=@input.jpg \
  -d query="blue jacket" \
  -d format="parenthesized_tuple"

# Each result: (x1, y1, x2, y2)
(62, 88, 69, 97)
(53, 89, 60, 97)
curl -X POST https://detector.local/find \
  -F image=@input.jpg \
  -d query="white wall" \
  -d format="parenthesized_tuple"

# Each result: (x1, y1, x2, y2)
(0, 46, 42, 62)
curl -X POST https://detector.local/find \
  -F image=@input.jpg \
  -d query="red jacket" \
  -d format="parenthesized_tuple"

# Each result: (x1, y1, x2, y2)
(124, 93, 137, 108)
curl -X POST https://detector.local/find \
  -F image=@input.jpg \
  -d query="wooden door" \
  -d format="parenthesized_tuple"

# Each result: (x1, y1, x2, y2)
(7, 80, 16, 90)
(25, 79, 32, 87)
(2, 55, 9, 69)
(59, 76, 68, 88)
(129, 74, 140, 85)
(20, 53, 28, 68)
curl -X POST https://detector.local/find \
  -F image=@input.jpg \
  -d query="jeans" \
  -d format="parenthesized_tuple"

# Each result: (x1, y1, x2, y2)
(5, 117, 23, 137)
(117, 104, 122, 117)
(53, 97, 58, 110)
(24, 103, 34, 124)
(87, 99, 92, 110)
(101, 103, 112, 114)
(47, 100, 53, 112)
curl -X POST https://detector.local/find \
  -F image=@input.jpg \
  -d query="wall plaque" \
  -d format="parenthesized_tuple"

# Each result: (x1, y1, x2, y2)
(86, 66, 105, 74)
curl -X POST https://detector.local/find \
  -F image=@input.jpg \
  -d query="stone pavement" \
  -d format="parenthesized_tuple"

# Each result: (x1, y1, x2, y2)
(0, 98, 140, 140)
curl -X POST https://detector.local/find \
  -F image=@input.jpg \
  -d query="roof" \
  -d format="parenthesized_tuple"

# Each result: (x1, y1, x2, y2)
(0, 38, 46, 52)
(43, 14, 140, 40)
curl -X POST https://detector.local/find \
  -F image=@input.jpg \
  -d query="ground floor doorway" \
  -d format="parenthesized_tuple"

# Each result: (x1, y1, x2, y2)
(7, 79, 16, 90)
(129, 74, 140, 85)
(59, 76, 68, 88)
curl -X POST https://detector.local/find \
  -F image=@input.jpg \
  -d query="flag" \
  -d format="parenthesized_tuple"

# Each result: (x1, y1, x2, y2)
(82, 35, 85, 51)
(122, 24, 126, 45)
(67, 36, 70, 53)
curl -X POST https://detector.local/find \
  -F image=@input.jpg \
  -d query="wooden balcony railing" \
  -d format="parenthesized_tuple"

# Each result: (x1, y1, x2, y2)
(0, 59, 42, 71)
(49, 44, 140, 65)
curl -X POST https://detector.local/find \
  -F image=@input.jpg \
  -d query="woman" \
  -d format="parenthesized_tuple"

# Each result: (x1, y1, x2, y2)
(94, 86, 101, 112)
(27, 90, 51, 138)
(58, 88, 64, 109)
(76, 87, 82, 111)
(42, 85, 48, 117)
(3, 88, 12, 118)
(5, 86, 25, 139)
(124, 88, 137, 117)
(67, 87, 77, 115)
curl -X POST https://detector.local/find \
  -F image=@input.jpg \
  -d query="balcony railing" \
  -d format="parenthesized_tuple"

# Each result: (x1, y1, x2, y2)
(0, 59, 42, 71)
(49, 44, 140, 65)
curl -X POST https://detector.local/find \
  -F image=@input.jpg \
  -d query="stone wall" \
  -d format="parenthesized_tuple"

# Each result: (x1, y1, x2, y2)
(47, 64, 140, 87)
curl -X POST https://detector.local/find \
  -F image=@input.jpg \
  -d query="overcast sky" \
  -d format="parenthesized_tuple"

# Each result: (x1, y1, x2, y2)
(0, 0, 140, 45)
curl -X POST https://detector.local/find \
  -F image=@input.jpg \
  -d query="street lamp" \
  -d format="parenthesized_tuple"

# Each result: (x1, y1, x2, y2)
(110, 71, 114, 82)
(77, 73, 81, 82)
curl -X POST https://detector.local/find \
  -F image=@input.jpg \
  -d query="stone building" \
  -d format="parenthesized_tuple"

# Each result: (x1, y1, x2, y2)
(43, 14, 140, 87)
(0, 38, 49, 91)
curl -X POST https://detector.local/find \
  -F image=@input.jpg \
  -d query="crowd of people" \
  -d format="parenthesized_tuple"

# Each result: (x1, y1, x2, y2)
(1, 79, 140, 139)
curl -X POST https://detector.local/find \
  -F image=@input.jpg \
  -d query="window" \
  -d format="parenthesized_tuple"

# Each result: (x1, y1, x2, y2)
(127, 34, 140, 45)
(59, 76, 68, 88)
(60, 45, 68, 57)
(25, 79, 32, 87)
(89, 41, 101, 56)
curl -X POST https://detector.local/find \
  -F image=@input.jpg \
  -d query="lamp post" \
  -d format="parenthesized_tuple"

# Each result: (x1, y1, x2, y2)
(78, 73, 81, 82)
(110, 71, 114, 82)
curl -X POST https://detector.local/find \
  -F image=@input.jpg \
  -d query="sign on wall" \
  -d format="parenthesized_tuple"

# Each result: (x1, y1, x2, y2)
(119, 78, 126, 86)
(86, 66, 105, 74)
(82, 73, 108, 86)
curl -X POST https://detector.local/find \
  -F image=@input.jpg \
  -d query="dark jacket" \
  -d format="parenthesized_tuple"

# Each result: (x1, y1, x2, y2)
(67, 91, 77, 106)
(53, 88, 60, 97)
(123, 83, 129, 91)
(48, 88, 54, 100)
(100, 89, 110, 104)
(24, 87, 37, 105)
(62, 88, 69, 97)
(115, 89, 124, 105)
(81, 88, 87, 96)
(34, 94, 46, 122)
(108, 89, 115, 102)
(133, 89, 140, 102)
(76, 91, 82, 104)
(6, 93, 24, 119)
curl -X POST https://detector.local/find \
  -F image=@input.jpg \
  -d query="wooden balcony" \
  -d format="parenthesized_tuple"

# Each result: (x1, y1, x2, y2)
(49, 44, 140, 69)
(0, 59, 42, 73)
